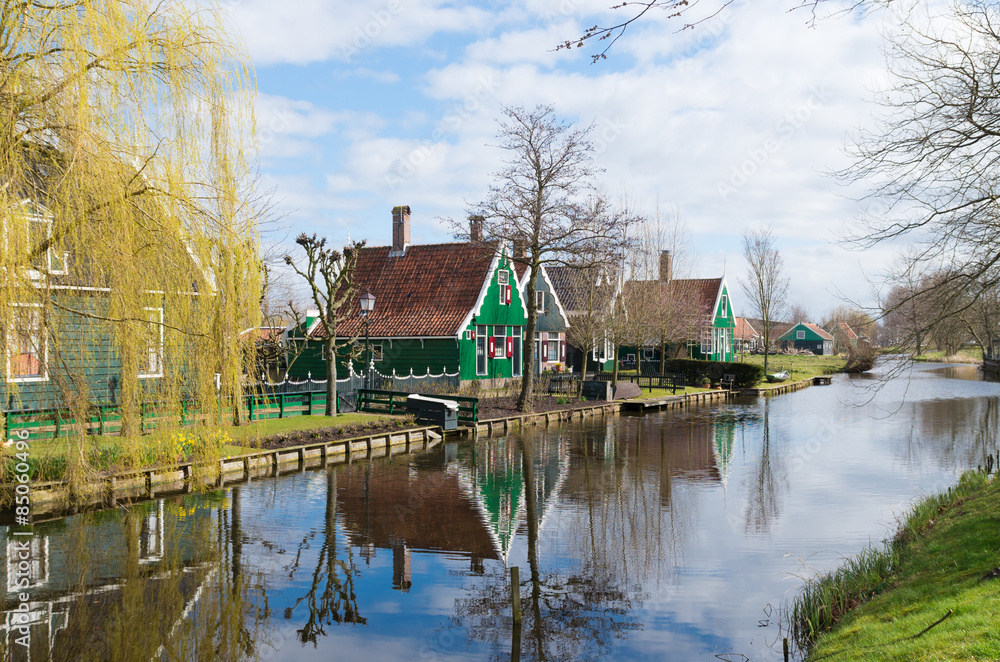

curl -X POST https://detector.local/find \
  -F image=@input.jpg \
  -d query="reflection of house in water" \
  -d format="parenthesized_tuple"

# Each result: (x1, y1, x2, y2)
(0, 499, 219, 661)
(454, 434, 570, 562)
(335, 460, 504, 589)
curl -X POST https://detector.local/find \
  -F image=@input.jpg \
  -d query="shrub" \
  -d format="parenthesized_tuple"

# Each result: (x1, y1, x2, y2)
(660, 359, 764, 388)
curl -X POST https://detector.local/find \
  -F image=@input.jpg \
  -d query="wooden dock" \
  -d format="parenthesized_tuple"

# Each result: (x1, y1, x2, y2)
(812, 376, 833, 385)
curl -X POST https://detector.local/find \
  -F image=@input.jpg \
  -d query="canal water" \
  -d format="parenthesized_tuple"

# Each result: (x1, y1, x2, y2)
(3, 362, 999, 661)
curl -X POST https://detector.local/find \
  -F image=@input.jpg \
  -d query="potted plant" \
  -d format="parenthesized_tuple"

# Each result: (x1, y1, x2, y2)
(699, 376, 711, 389)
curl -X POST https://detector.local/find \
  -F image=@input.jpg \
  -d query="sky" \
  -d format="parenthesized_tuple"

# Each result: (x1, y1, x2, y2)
(222, 0, 914, 320)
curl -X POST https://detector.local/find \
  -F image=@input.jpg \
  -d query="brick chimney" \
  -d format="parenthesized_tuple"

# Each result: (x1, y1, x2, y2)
(391, 205, 411, 257)
(469, 215, 484, 242)
(659, 250, 672, 282)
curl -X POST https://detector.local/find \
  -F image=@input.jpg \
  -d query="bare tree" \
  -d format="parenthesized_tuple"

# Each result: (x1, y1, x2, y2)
(788, 303, 811, 325)
(463, 106, 635, 412)
(845, 1, 1000, 349)
(284, 235, 363, 416)
(740, 227, 789, 375)
(556, 0, 883, 62)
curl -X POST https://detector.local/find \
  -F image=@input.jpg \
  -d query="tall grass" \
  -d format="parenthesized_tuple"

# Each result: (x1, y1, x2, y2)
(788, 456, 998, 650)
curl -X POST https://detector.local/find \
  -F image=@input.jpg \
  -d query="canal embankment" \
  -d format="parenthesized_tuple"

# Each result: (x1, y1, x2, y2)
(795, 455, 1000, 661)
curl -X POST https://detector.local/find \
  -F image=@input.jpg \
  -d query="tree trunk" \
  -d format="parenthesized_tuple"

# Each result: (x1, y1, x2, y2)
(517, 264, 540, 412)
(611, 344, 620, 389)
(324, 336, 337, 416)
(578, 351, 589, 398)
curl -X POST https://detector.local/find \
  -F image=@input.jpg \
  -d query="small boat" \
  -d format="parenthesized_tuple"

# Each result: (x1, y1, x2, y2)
(766, 371, 790, 383)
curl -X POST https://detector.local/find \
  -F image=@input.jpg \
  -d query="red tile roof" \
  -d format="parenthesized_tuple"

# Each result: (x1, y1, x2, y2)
(838, 322, 859, 340)
(315, 241, 499, 339)
(735, 317, 758, 340)
(805, 322, 835, 340)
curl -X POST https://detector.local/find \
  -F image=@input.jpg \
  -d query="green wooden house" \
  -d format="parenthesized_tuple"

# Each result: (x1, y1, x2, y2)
(513, 263, 571, 375)
(288, 206, 528, 386)
(2, 199, 210, 414)
(779, 322, 835, 355)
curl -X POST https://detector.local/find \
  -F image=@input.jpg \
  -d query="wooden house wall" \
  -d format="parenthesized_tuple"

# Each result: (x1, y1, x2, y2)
(458, 257, 526, 381)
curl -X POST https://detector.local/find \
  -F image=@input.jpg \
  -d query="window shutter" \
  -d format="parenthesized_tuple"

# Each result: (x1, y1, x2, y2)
(560, 340, 565, 362)
(506, 285, 512, 305)
(542, 342, 548, 362)
(506, 336, 513, 357)
(488, 336, 495, 357)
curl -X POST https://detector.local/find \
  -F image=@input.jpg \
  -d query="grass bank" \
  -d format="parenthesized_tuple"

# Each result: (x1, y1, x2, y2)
(741, 354, 846, 386)
(792, 458, 1000, 661)
(2, 413, 402, 482)
(911, 348, 982, 364)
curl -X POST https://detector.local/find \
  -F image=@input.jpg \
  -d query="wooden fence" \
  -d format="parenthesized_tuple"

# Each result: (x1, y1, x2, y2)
(357, 389, 478, 424)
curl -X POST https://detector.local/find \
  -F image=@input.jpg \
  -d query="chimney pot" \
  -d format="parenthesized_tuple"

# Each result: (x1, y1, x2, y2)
(391, 205, 411, 256)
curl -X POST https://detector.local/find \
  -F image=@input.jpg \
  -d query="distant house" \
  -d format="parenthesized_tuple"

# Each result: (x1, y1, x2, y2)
(779, 322, 835, 355)
(833, 322, 860, 353)
(734, 317, 760, 354)
(547, 265, 617, 374)
(287, 207, 528, 385)
(513, 262, 570, 375)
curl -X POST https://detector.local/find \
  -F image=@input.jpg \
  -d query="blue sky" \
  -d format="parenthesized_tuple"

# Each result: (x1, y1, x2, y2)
(225, 0, 911, 318)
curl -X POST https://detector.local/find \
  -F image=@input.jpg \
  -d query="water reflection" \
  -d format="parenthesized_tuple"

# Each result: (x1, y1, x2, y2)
(1, 494, 266, 662)
(2, 364, 999, 661)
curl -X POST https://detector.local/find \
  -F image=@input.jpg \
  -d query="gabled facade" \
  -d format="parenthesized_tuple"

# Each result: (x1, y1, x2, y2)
(547, 265, 617, 374)
(734, 317, 760, 354)
(779, 322, 835, 355)
(513, 263, 571, 375)
(288, 207, 529, 384)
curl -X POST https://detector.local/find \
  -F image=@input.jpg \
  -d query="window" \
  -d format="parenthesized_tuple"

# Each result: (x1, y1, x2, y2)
(536, 290, 545, 313)
(512, 334, 522, 376)
(27, 216, 67, 276)
(796, 329, 806, 340)
(547, 339, 559, 362)
(701, 331, 713, 356)
(498, 270, 509, 285)
(371, 344, 383, 362)
(720, 294, 728, 318)
(7, 304, 46, 382)
(643, 347, 654, 359)
(138, 502, 164, 564)
(476, 325, 487, 375)
(139, 307, 164, 378)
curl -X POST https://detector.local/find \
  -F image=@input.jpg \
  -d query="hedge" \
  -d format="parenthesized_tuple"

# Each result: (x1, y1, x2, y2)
(659, 359, 764, 389)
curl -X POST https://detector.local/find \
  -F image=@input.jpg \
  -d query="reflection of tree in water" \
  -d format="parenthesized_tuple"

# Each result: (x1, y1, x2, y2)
(743, 398, 788, 534)
(284, 469, 365, 646)
(8, 496, 268, 662)
(452, 434, 642, 661)
(906, 396, 1000, 470)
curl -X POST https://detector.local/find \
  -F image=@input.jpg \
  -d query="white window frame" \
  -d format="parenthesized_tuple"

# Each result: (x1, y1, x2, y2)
(6, 303, 48, 383)
(498, 270, 509, 285)
(6, 536, 49, 591)
(643, 346, 654, 359)
(139, 307, 164, 378)
(138, 501, 165, 564)
(371, 344, 384, 362)
(511, 326, 522, 376)
(26, 215, 67, 278)
(536, 290, 545, 313)
(796, 329, 806, 340)
(701, 330, 713, 356)
(720, 294, 728, 318)
(547, 339, 559, 363)
(476, 325, 487, 375)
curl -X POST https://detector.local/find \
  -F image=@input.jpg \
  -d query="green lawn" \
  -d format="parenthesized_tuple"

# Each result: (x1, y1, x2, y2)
(741, 354, 846, 386)
(3, 413, 402, 482)
(806, 472, 1000, 661)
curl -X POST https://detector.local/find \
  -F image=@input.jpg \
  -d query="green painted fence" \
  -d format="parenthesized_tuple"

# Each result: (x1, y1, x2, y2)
(2, 389, 331, 442)
(357, 389, 478, 424)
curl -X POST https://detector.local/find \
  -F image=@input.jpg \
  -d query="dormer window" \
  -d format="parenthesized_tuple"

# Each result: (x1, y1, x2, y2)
(536, 290, 545, 313)
(720, 294, 728, 318)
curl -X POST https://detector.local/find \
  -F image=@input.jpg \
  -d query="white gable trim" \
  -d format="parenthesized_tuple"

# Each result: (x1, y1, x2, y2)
(457, 250, 525, 336)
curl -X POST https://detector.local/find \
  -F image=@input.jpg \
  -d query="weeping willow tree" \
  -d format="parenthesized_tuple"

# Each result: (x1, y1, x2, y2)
(0, 0, 262, 484)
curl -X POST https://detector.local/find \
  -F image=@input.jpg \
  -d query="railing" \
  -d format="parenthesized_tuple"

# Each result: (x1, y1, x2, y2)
(593, 371, 686, 393)
(357, 389, 478, 424)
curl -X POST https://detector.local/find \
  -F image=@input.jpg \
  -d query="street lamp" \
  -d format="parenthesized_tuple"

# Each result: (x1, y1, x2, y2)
(360, 291, 376, 390)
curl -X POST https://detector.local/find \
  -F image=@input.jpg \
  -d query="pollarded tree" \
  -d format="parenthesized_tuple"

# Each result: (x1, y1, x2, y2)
(463, 107, 635, 412)
(284, 235, 363, 416)
(740, 226, 789, 375)
(0, 0, 261, 478)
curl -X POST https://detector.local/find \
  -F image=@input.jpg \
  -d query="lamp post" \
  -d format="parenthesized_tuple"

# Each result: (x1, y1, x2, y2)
(360, 291, 376, 390)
